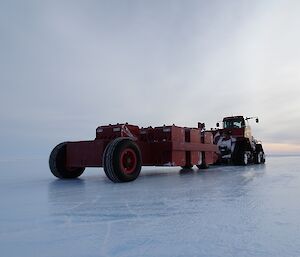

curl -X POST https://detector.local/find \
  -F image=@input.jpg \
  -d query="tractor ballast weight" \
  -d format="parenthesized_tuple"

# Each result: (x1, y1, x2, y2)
(49, 123, 218, 182)
(213, 116, 265, 165)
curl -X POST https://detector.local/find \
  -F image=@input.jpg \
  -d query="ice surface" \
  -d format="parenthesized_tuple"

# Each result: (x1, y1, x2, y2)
(1, 157, 300, 257)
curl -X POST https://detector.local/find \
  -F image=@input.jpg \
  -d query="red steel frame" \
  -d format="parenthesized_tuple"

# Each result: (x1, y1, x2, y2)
(65, 123, 218, 169)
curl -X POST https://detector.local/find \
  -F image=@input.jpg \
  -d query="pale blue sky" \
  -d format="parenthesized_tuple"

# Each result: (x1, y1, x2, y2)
(1, 0, 300, 158)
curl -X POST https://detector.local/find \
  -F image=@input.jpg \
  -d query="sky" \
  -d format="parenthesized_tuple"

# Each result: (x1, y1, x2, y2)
(1, 0, 300, 158)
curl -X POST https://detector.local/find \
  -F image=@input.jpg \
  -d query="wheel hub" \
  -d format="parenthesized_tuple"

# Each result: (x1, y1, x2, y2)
(120, 148, 137, 174)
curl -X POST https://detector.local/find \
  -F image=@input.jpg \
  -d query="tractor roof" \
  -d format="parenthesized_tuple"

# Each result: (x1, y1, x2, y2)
(223, 116, 244, 121)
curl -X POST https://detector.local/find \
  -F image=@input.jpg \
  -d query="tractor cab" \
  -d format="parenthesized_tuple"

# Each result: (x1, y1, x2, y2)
(217, 116, 248, 138)
(219, 116, 259, 139)
(223, 116, 245, 129)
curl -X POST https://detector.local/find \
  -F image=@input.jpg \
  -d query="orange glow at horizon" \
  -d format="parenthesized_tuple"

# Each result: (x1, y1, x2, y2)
(264, 143, 300, 154)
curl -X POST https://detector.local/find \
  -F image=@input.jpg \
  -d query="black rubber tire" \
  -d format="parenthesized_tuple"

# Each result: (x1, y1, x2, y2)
(260, 151, 266, 164)
(254, 151, 262, 164)
(254, 144, 265, 164)
(240, 151, 248, 166)
(232, 141, 241, 165)
(49, 142, 85, 179)
(102, 138, 142, 183)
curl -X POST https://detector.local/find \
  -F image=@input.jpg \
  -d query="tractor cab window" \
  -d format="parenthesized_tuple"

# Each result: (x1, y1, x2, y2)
(223, 119, 245, 129)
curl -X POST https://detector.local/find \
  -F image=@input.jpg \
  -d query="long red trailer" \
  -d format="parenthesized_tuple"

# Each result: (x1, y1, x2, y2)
(49, 123, 218, 182)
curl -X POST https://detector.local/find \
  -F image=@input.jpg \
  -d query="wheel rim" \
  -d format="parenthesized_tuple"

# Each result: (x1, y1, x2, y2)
(244, 153, 248, 165)
(258, 152, 262, 163)
(119, 148, 137, 174)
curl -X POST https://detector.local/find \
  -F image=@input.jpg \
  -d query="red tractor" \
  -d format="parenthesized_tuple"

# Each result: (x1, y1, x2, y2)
(49, 123, 218, 182)
(213, 116, 265, 165)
